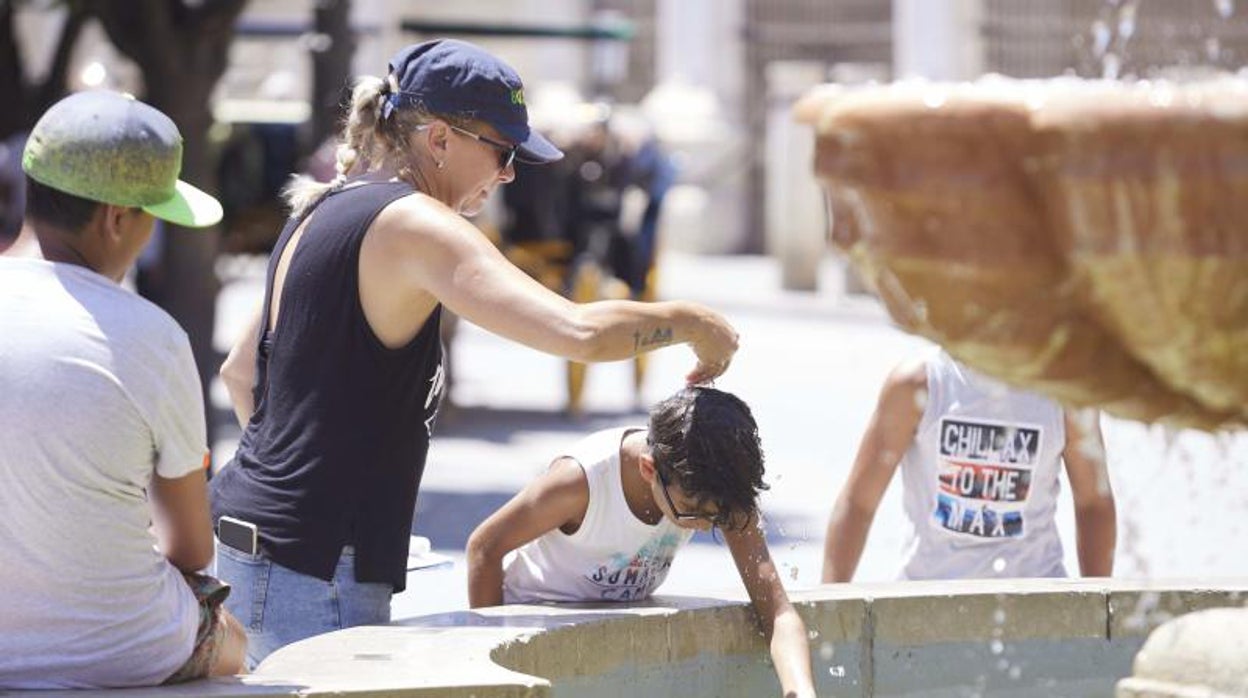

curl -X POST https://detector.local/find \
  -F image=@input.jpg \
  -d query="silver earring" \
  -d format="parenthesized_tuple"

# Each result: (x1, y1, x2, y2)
(436, 160, 445, 170)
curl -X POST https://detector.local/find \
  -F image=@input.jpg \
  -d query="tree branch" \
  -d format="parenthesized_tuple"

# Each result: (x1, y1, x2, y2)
(86, 0, 176, 67)
(0, 0, 26, 137)
(186, 0, 248, 37)
(34, 1, 89, 115)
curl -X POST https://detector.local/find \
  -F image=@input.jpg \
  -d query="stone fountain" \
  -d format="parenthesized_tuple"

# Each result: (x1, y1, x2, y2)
(796, 76, 1248, 697)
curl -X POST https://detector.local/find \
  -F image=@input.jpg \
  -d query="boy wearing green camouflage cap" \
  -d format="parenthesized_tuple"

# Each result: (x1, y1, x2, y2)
(0, 90, 244, 687)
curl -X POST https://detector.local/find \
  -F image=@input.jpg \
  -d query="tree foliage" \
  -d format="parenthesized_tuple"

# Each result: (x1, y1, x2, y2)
(85, 0, 250, 441)
(2, 0, 362, 449)
(0, 0, 90, 140)
(310, 0, 355, 155)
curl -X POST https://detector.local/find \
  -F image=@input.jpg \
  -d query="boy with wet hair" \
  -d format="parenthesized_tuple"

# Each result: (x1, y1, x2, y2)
(468, 387, 815, 698)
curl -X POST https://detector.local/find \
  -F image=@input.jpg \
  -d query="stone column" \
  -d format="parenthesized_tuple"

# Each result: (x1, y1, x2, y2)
(893, 0, 984, 80)
(644, 0, 746, 254)
(764, 60, 826, 291)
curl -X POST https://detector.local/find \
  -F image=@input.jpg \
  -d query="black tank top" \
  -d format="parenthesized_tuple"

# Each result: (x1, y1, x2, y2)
(211, 180, 444, 591)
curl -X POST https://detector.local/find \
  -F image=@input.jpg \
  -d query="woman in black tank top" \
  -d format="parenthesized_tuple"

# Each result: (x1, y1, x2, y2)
(209, 39, 740, 667)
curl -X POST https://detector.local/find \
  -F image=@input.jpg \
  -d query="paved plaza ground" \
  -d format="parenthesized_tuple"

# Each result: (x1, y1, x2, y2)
(210, 251, 1248, 620)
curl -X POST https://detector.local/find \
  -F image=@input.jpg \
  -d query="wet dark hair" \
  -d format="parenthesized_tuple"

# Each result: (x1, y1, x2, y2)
(647, 386, 768, 531)
(24, 176, 98, 233)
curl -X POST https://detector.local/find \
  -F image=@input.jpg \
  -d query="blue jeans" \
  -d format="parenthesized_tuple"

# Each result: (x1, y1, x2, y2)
(214, 542, 392, 669)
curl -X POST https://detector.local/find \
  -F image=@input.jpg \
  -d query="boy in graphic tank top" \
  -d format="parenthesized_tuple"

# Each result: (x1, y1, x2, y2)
(468, 387, 816, 698)
(821, 349, 1117, 582)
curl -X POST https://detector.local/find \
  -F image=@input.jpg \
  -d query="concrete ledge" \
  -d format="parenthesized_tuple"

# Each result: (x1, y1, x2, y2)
(3, 579, 1244, 697)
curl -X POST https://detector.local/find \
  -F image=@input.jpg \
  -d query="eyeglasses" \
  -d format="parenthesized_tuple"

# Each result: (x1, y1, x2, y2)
(654, 463, 710, 522)
(448, 124, 518, 171)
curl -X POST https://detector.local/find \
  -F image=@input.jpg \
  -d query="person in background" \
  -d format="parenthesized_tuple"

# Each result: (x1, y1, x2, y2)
(467, 387, 816, 698)
(0, 131, 27, 250)
(822, 348, 1116, 583)
(210, 39, 738, 667)
(0, 90, 245, 688)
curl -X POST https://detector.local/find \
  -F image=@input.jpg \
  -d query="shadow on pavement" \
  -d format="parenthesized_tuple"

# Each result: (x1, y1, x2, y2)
(412, 489, 517, 551)
(434, 403, 649, 443)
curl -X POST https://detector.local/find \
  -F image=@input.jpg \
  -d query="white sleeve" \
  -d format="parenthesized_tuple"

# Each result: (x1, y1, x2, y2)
(151, 331, 209, 480)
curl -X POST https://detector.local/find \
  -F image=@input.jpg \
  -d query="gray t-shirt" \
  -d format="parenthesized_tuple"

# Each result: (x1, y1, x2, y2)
(0, 258, 206, 688)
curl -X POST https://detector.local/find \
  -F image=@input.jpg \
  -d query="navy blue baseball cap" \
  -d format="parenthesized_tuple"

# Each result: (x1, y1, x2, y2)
(386, 39, 563, 165)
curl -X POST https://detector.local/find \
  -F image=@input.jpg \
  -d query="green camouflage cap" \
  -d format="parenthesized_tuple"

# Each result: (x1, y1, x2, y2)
(22, 90, 222, 228)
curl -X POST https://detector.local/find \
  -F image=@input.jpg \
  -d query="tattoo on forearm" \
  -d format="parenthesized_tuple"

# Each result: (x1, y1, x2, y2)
(634, 326, 674, 350)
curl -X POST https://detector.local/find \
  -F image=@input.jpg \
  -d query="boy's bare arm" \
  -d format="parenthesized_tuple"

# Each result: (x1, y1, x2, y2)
(725, 517, 816, 698)
(822, 360, 925, 582)
(1063, 409, 1116, 577)
(150, 467, 215, 573)
(466, 457, 589, 608)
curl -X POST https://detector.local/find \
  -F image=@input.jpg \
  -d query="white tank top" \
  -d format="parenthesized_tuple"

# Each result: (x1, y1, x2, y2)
(898, 350, 1068, 580)
(503, 427, 694, 603)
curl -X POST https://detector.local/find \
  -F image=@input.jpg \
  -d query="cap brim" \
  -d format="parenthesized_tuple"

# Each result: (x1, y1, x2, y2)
(515, 129, 564, 165)
(142, 179, 223, 229)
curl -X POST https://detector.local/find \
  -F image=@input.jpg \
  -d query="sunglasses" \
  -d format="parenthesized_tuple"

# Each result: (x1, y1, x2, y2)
(654, 461, 711, 522)
(448, 124, 518, 171)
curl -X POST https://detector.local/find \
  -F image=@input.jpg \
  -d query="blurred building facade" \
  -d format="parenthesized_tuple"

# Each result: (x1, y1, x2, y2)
(984, 0, 1248, 79)
(8, 0, 1246, 262)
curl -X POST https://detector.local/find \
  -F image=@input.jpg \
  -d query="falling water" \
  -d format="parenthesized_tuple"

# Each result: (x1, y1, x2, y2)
(1090, 0, 1142, 79)
(1089, 0, 1242, 76)
(1210, 0, 1236, 62)
(1110, 419, 1248, 633)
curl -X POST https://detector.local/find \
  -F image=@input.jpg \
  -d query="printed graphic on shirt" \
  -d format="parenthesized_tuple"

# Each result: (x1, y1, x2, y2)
(423, 359, 445, 437)
(584, 532, 684, 601)
(932, 418, 1042, 539)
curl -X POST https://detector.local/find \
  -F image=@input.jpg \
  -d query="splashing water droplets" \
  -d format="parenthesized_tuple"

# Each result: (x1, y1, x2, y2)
(990, 639, 1005, 655)
(1125, 591, 1164, 632)
(1092, 19, 1113, 56)
(1089, 0, 1141, 79)
(1207, 38, 1223, 61)
(1117, 4, 1137, 41)
(1103, 53, 1122, 80)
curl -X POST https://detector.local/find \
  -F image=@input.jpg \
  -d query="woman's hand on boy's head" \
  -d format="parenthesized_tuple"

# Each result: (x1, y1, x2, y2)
(687, 356, 731, 386)
(684, 304, 738, 385)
